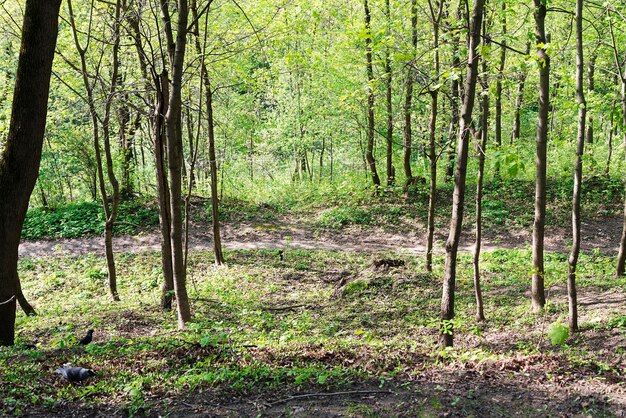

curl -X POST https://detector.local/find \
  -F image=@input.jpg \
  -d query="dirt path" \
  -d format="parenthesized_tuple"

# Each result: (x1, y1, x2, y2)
(18, 216, 623, 258)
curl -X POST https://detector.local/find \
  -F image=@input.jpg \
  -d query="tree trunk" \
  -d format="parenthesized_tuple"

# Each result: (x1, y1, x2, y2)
(473, 21, 489, 323)
(494, 0, 506, 179)
(0, 0, 61, 346)
(384, 0, 395, 186)
(586, 54, 595, 145)
(155, 72, 175, 310)
(445, 1, 462, 183)
(426, 0, 444, 272)
(403, 0, 417, 188)
(440, 0, 485, 348)
(161, 0, 192, 328)
(568, 0, 585, 334)
(531, 0, 550, 312)
(511, 42, 531, 144)
(364, 0, 381, 188)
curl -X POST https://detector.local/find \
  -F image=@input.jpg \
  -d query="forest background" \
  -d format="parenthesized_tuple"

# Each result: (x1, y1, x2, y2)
(2, 0, 626, 416)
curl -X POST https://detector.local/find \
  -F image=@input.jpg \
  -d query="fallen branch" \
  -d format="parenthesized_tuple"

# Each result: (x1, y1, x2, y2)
(267, 389, 392, 407)
(263, 302, 327, 312)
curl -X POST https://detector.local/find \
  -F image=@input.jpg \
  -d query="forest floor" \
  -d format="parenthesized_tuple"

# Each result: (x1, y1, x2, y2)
(18, 212, 624, 258)
(8, 214, 626, 417)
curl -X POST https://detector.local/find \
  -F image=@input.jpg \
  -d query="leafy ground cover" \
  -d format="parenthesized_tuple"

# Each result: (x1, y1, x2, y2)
(2, 248, 626, 416)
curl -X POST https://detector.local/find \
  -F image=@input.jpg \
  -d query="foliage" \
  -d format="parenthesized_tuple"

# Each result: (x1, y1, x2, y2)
(22, 201, 159, 240)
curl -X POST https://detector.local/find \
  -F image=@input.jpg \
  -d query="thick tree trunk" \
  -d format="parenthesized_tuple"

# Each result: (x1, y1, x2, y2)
(568, 0, 585, 334)
(364, 0, 381, 188)
(0, 0, 61, 346)
(440, 0, 485, 348)
(531, 0, 550, 312)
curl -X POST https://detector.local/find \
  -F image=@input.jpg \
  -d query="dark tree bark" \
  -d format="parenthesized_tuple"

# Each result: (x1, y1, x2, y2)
(568, 0, 585, 334)
(160, 0, 192, 328)
(190, 0, 224, 265)
(364, 0, 381, 188)
(384, 0, 395, 186)
(473, 20, 489, 323)
(440, 0, 485, 348)
(445, 0, 462, 183)
(511, 42, 531, 144)
(403, 0, 417, 187)
(531, 0, 550, 312)
(0, 0, 61, 346)
(426, 0, 444, 273)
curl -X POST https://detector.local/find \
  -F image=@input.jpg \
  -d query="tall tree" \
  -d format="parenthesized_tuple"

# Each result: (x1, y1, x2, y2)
(384, 0, 395, 186)
(568, 0, 585, 334)
(364, 0, 381, 188)
(190, 0, 224, 265)
(440, 0, 486, 348)
(426, 0, 445, 272)
(494, 0, 506, 167)
(67, 0, 122, 302)
(473, 17, 489, 323)
(0, 0, 61, 345)
(403, 0, 417, 188)
(531, 0, 550, 312)
(160, 0, 192, 328)
(511, 42, 530, 144)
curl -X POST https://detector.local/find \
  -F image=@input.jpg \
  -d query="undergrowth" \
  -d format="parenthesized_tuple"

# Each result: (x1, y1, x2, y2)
(2, 248, 625, 415)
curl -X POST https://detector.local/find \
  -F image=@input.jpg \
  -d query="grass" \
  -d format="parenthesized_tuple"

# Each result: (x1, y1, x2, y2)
(3, 247, 626, 416)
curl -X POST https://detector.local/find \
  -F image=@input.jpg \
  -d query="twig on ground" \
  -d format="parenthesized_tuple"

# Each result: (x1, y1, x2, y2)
(267, 389, 392, 407)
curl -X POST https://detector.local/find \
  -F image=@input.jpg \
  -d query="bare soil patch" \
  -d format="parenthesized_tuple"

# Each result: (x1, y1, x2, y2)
(18, 214, 624, 258)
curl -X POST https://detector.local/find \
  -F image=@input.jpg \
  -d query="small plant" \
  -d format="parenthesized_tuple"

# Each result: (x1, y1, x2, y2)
(548, 322, 569, 346)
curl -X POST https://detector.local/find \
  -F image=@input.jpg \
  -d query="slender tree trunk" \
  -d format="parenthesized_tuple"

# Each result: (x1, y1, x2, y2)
(568, 0, 585, 334)
(494, 0, 506, 179)
(0, 0, 61, 345)
(190, 0, 225, 264)
(68, 0, 121, 302)
(531, 0, 550, 312)
(403, 0, 417, 187)
(161, 0, 192, 328)
(608, 21, 626, 276)
(606, 101, 615, 176)
(155, 72, 175, 310)
(440, 0, 485, 348)
(384, 0, 395, 186)
(364, 0, 381, 188)
(586, 54, 595, 145)
(473, 22, 489, 323)
(445, 0, 462, 183)
(511, 42, 531, 144)
(426, 0, 444, 272)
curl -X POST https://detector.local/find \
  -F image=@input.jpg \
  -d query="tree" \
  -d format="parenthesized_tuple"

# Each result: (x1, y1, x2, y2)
(425, 0, 445, 273)
(567, 0, 585, 334)
(440, 0, 485, 348)
(160, 0, 193, 328)
(531, 0, 549, 312)
(364, 0, 381, 188)
(403, 0, 417, 188)
(0, 0, 61, 345)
